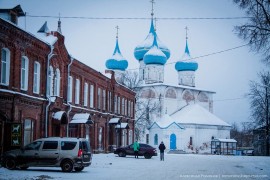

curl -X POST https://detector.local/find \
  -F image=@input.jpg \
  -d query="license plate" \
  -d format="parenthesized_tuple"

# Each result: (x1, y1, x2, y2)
(84, 155, 89, 158)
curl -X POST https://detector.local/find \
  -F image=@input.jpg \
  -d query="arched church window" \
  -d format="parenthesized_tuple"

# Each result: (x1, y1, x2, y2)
(182, 90, 195, 103)
(140, 89, 156, 98)
(154, 134, 158, 145)
(165, 88, 177, 99)
(198, 92, 209, 102)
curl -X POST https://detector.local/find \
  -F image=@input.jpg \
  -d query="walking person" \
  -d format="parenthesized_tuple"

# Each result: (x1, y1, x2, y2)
(159, 141, 166, 161)
(133, 140, 140, 159)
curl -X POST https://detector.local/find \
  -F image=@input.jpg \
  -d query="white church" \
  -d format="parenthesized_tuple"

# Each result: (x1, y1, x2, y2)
(105, 5, 231, 154)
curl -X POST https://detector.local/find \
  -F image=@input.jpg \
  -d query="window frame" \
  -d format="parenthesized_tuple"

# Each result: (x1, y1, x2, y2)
(33, 61, 41, 94)
(21, 56, 29, 91)
(0, 48, 10, 86)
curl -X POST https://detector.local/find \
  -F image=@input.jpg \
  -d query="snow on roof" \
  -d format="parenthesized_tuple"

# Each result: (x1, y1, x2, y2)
(109, 117, 120, 124)
(52, 111, 66, 120)
(155, 113, 183, 129)
(170, 104, 231, 127)
(0, 17, 57, 46)
(72, 113, 91, 120)
(212, 138, 237, 143)
(35, 32, 58, 45)
(115, 123, 129, 129)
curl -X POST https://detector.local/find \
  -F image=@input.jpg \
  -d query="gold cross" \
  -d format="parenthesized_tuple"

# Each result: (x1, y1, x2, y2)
(116, 25, 119, 38)
(185, 26, 189, 39)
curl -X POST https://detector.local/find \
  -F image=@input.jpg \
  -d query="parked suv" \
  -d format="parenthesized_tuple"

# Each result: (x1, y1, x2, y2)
(1, 137, 92, 172)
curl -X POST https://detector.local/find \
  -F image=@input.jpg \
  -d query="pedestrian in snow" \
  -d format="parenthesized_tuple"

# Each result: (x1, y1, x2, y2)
(133, 140, 140, 159)
(159, 141, 166, 161)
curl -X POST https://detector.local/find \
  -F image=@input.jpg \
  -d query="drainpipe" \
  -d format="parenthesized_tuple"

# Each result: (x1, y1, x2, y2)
(45, 45, 54, 137)
(67, 55, 74, 137)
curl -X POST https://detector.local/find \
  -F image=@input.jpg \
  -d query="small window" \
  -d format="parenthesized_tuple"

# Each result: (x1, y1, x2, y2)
(61, 141, 77, 150)
(81, 141, 90, 152)
(21, 56, 29, 90)
(33, 62, 40, 94)
(42, 141, 58, 150)
(24, 141, 42, 150)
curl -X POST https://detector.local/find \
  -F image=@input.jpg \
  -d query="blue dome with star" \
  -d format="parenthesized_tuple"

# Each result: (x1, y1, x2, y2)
(106, 38, 128, 71)
(134, 19, 170, 61)
(143, 33, 167, 65)
(175, 40, 198, 71)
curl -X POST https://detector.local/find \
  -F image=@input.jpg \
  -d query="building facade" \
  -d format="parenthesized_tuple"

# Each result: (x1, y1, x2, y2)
(132, 10, 231, 153)
(0, 5, 135, 156)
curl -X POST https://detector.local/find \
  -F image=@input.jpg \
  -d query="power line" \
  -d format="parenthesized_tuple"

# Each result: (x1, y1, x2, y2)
(26, 14, 250, 20)
(214, 97, 247, 102)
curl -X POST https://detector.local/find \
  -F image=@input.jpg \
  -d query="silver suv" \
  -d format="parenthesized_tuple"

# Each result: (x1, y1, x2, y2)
(1, 137, 92, 172)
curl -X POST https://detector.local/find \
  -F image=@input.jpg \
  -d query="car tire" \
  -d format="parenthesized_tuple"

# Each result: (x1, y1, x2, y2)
(74, 166, 84, 172)
(118, 151, 126, 157)
(61, 160, 74, 172)
(5, 158, 17, 170)
(144, 153, 152, 159)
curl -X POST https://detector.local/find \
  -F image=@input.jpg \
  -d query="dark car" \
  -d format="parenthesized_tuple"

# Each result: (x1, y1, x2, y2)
(114, 143, 157, 159)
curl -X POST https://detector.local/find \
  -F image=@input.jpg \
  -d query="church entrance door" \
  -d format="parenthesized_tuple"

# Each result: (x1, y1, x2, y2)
(170, 133, 176, 150)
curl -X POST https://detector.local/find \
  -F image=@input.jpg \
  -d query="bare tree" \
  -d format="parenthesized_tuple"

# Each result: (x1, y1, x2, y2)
(248, 71, 270, 155)
(117, 71, 160, 141)
(233, 0, 270, 65)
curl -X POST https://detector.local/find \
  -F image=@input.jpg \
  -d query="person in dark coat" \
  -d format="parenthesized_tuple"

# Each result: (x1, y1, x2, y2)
(158, 141, 166, 161)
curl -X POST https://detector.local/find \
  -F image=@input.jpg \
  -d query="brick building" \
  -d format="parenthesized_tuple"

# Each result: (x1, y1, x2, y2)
(0, 5, 135, 156)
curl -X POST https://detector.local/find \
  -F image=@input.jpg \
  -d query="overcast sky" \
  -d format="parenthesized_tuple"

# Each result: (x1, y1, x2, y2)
(1, 0, 266, 127)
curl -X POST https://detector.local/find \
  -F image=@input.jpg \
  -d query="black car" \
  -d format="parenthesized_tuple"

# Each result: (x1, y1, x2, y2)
(114, 143, 157, 159)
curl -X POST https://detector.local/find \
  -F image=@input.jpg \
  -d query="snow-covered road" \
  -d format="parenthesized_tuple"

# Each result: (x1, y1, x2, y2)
(0, 153, 269, 180)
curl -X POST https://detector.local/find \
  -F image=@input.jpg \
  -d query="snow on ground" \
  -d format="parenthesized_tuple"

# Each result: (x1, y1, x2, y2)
(0, 153, 269, 180)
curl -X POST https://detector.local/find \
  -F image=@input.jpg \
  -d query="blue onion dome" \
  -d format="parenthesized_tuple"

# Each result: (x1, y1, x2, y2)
(175, 39, 198, 71)
(134, 19, 170, 61)
(143, 33, 167, 65)
(106, 38, 128, 71)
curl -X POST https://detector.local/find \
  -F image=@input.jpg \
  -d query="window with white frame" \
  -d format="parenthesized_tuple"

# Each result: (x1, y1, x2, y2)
(108, 92, 112, 111)
(67, 76, 73, 102)
(1, 48, 10, 85)
(114, 95, 117, 113)
(47, 66, 54, 96)
(107, 91, 110, 111)
(102, 89, 106, 110)
(54, 68, 60, 96)
(131, 101, 133, 117)
(75, 78, 80, 104)
(128, 100, 130, 117)
(24, 119, 34, 146)
(21, 56, 29, 90)
(90, 84, 94, 108)
(118, 97, 120, 114)
(122, 98, 125, 115)
(129, 130, 133, 144)
(33, 61, 40, 94)
(84, 82, 88, 106)
(97, 88, 101, 109)
(125, 99, 127, 115)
